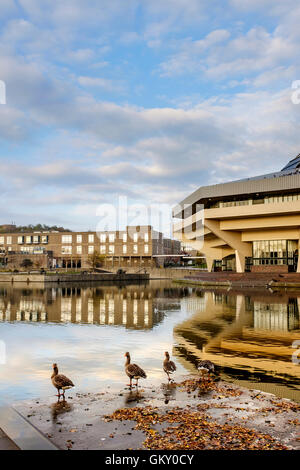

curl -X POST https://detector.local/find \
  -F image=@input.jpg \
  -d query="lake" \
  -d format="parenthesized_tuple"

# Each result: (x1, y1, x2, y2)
(0, 280, 299, 404)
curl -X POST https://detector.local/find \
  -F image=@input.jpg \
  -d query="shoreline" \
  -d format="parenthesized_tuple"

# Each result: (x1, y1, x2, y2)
(9, 375, 300, 450)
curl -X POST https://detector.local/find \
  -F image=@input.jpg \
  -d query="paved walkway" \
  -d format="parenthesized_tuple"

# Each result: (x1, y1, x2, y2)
(0, 428, 19, 450)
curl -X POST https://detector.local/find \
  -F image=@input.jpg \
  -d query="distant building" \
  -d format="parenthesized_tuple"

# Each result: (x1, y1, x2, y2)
(0, 224, 16, 233)
(173, 153, 300, 273)
(0, 225, 180, 270)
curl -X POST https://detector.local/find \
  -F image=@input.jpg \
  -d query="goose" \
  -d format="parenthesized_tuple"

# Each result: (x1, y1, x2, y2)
(163, 351, 176, 382)
(197, 360, 215, 381)
(124, 352, 147, 388)
(51, 363, 74, 399)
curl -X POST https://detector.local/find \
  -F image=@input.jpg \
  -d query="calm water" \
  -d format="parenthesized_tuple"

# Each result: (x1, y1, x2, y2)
(0, 280, 299, 404)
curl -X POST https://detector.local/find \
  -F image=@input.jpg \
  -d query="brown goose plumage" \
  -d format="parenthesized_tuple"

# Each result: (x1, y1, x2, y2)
(124, 352, 147, 388)
(163, 351, 176, 381)
(197, 360, 215, 382)
(51, 363, 74, 399)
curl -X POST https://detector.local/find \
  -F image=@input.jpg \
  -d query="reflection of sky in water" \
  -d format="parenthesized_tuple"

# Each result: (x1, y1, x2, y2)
(0, 289, 194, 404)
(0, 282, 300, 404)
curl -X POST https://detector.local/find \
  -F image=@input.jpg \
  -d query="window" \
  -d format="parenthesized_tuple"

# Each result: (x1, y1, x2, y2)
(123, 245, 127, 254)
(144, 233, 149, 242)
(144, 244, 149, 254)
(109, 233, 115, 243)
(0, 236, 4, 245)
(100, 245, 106, 254)
(108, 245, 114, 254)
(88, 245, 94, 254)
(133, 233, 138, 242)
(62, 235, 72, 243)
(133, 244, 138, 254)
(7, 236, 12, 245)
(88, 234, 94, 243)
(17, 236, 24, 244)
(33, 235, 39, 244)
(100, 233, 106, 243)
(252, 240, 297, 266)
(123, 233, 127, 243)
(77, 235, 82, 243)
(77, 246, 82, 254)
(41, 235, 48, 244)
(62, 246, 72, 254)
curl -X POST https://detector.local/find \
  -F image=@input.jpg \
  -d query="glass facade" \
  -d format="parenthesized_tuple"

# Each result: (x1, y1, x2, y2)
(209, 192, 300, 209)
(252, 240, 298, 267)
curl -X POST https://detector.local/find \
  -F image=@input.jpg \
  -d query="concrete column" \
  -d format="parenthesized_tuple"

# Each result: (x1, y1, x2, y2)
(206, 257, 214, 272)
(235, 250, 245, 273)
(236, 294, 245, 319)
(297, 238, 300, 273)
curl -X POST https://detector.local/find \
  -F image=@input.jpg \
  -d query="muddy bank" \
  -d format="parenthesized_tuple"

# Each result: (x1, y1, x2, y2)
(13, 376, 300, 450)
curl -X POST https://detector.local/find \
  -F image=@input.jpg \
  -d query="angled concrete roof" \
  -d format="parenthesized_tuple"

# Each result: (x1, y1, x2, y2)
(173, 153, 300, 217)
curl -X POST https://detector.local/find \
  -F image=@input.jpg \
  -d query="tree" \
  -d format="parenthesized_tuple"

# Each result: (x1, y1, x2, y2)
(20, 258, 33, 269)
(86, 251, 106, 271)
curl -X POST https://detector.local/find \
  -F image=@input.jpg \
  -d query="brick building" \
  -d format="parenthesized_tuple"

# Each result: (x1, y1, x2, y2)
(0, 225, 180, 270)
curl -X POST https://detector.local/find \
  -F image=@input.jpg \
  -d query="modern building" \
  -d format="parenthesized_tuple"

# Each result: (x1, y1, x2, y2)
(173, 153, 300, 273)
(0, 225, 180, 270)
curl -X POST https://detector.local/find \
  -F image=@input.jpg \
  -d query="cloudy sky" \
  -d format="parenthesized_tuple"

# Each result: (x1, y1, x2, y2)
(0, 0, 300, 232)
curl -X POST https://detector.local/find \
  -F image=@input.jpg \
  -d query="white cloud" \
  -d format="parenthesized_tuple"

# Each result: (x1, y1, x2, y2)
(78, 76, 124, 93)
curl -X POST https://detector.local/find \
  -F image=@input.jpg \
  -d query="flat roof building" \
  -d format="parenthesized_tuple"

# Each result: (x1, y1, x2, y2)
(0, 225, 180, 271)
(173, 153, 300, 273)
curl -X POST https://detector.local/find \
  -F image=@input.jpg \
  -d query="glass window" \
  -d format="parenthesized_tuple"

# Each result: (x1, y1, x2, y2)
(26, 236, 32, 244)
(77, 235, 82, 243)
(133, 244, 138, 254)
(0, 236, 4, 245)
(77, 245, 82, 254)
(41, 235, 48, 244)
(100, 233, 106, 243)
(109, 233, 115, 243)
(7, 236, 12, 245)
(88, 234, 94, 243)
(62, 235, 72, 243)
(33, 235, 39, 244)
(144, 233, 149, 242)
(62, 246, 72, 254)
(144, 244, 149, 254)
(123, 245, 127, 254)
(100, 245, 106, 254)
(88, 245, 94, 254)
(123, 233, 127, 243)
(133, 233, 138, 242)
(17, 236, 24, 244)
(108, 245, 114, 254)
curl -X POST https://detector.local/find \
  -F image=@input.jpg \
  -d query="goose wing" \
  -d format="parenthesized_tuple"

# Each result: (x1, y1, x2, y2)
(53, 374, 74, 388)
(164, 360, 176, 373)
(198, 360, 214, 372)
(127, 363, 147, 379)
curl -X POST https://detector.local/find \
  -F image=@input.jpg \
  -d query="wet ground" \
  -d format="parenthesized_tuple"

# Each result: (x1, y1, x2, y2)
(0, 428, 19, 450)
(13, 375, 300, 450)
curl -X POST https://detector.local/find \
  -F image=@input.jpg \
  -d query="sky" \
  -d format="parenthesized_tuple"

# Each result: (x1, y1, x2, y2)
(0, 0, 300, 233)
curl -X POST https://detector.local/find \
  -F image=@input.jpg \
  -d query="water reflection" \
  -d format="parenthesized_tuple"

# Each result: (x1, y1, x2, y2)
(174, 289, 300, 401)
(0, 282, 299, 403)
(0, 283, 175, 329)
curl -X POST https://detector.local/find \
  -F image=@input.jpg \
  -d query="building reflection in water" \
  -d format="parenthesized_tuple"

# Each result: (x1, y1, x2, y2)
(0, 283, 191, 329)
(0, 282, 299, 401)
(174, 289, 300, 401)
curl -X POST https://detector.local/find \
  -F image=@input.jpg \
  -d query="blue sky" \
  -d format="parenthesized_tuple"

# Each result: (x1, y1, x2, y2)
(0, 0, 300, 231)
